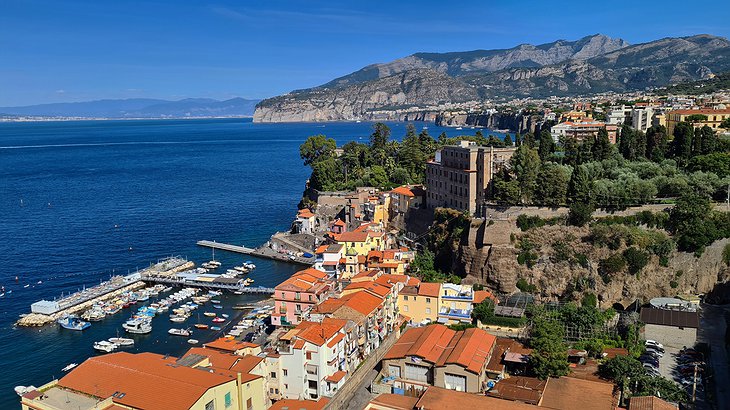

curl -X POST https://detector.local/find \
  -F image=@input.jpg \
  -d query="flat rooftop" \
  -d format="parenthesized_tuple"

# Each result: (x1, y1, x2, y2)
(25, 386, 107, 410)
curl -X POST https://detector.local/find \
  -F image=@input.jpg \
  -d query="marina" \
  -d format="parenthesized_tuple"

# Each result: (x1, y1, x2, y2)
(197, 240, 316, 265)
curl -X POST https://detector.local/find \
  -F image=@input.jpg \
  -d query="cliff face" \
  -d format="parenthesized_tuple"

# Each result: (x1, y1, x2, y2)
(453, 222, 730, 307)
(435, 111, 544, 133)
(255, 34, 730, 122)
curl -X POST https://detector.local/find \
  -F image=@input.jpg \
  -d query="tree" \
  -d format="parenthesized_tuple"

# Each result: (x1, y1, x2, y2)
(592, 128, 613, 161)
(510, 145, 541, 203)
(504, 133, 513, 146)
(619, 124, 637, 160)
(567, 165, 592, 205)
(561, 136, 579, 167)
(529, 320, 570, 379)
(581, 293, 598, 308)
(671, 122, 694, 165)
(538, 129, 555, 161)
(721, 117, 730, 131)
(535, 163, 570, 207)
(309, 157, 340, 191)
(645, 125, 668, 162)
(299, 135, 336, 166)
(697, 125, 717, 155)
(668, 193, 716, 254)
(688, 152, 730, 178)
(370, 123, 391, 151)
(398, 124, 426, 182)
(514, 132, 522, 147)
(493, 170, 521, 204)
(685, 114, 708, 124)
(623, 247, 649, 275)
(635, 130, 647, 159)
(568, 202, 594, 227)
(522, 132, 536, 148)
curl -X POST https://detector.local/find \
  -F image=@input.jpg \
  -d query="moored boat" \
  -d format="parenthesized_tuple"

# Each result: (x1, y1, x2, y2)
(168, 328, 191, 337)
(122, 318, 152, 334)
(187, 339, 199, 344)
(58, 316, 90, 331)
(109, 337, 135, 346)
(93, 340, 119, 353)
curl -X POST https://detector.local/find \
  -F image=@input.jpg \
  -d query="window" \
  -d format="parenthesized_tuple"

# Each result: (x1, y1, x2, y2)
(403, 296, 408, 301)
(425, 307, 431, 314)
(425, 298, 431, 303)
(270, 371, 276, 378)
(403, 305, 409, 312)
(205, 400, 215, 410)
(309, 295, 313, 301)
(270, 388, 274, 393)
(444, 373, 467, 392)
(283, 369, 288, 376)
(224, 392, 232, 408)
(247, 398, 253, 410)
(306, 351, 312, 360)
(308, 380, 318, 390)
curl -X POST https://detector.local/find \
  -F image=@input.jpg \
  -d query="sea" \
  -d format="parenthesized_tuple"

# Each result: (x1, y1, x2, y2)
(0, 118, 494, 407)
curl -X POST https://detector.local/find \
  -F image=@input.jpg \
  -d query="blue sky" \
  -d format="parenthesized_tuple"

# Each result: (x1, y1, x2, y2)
(1, 0, 729, 106)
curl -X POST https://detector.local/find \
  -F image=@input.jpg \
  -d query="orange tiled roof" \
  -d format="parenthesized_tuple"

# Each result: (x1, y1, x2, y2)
(417, 282, 441, 297)
(338, 231, 369, 242)
(473, 289, 498, 304)
(391, 186, 416, 197)
(375, 274, 419, 287)
(415, 386, 537, 410)
(315, 245, 329, 254)
(276, 268, 330, 293)
(229, 355, 264, 374)
(59, 352, 234, 410)
(629, 396, 679, 410)
(669, 108, 730, 115)
(204, 337, 259, 353)
(368, 393, 420, 410)
(294, 318, 347, 346)
(541, 376, 616, 410)
(270, 398, 329, 410)
(298, 208, 315, 218)
(325, 370, 347, 383)
(326, 333, 346, 348)
(182, 347, 239, 369)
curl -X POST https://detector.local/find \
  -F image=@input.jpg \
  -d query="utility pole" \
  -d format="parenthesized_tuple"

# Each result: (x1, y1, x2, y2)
(692, 362, 698, 403)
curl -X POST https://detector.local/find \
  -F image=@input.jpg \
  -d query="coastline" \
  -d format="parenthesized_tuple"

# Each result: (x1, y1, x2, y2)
(0, 115, 254, 123)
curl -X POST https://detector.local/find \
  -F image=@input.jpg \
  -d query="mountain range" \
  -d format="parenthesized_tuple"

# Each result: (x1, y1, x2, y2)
(254, 34, 730, 122)
(0, 97, 260, 118)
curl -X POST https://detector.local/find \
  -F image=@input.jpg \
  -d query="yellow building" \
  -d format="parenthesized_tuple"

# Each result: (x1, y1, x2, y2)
(336, 226, 388, 257)
(398, 282, 441, 324)
(666, 108, 730, 136)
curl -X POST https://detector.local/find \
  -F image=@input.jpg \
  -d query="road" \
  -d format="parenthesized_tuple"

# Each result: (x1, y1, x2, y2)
(343, 368, 379, 410)
(698, 303, 730, 410)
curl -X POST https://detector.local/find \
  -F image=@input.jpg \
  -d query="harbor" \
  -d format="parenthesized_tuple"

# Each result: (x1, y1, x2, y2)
(197, 239, 316, 265)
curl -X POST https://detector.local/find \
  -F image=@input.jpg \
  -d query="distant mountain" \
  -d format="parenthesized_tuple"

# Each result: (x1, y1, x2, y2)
(0, 97, 260, 118)
(254, 34, 730, 122)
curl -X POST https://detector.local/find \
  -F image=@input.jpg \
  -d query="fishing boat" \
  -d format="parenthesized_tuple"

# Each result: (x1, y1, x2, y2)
(93, 340, 119, 353)
(58, 316, 91, 331)
(243, 261, 256, 270)
(109, 337, 134, 346)
(187, 339, 199, 344)
(168, 328, 191, 337)
(122, 318, 152, 334)
(203, 312, 216, 317)
(194, 323, 209, 329)
(61, 363, 78, 372)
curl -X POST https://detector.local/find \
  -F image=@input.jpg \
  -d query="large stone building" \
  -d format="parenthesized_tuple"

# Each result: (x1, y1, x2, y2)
(550, 119, 618, 144)
(665, 108, 730, 136)
(425, 141, 516, 215)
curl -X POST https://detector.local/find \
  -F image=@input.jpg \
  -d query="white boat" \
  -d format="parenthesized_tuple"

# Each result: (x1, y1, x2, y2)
(14, 386, 36, 397)
(169, 328, 191, 337)
(187, 339, 199, 344)
(122, 318, 152, 334)
(109, 337, 135, 346)
(62, 363, 78, 372)
(93, 340, 118, 353)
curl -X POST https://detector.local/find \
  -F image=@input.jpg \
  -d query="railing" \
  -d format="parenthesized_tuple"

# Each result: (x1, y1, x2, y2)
(441, 294, 473, 300)
(438, 309, 472, 318)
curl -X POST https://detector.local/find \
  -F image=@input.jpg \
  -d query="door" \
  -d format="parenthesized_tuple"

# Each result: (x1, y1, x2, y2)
(444, 373, 467, 392)
(405, 363, 429, 383)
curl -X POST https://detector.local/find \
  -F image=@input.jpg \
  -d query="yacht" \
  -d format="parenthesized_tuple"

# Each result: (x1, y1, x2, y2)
(61, 363, 78, 372)
(58, 316, 90, 331)
(109, 337, 135, 346)
(122, 318, 152, 334)
(168, 328, 191, 337)
(170, 315, 187, 323)
(93, 341, 118, 353)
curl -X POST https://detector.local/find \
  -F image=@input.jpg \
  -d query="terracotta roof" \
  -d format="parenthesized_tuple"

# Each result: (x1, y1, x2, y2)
(229, 355, 264, 374)
(541, 377, 616, 410)
(338, 231, 369, 242)
(418, 282, 441, 297)
(391, 186, 416, 197)
(375, 274, 419, 287)
(182, 347, 239, 369)
(270, 398, 330, 410)
(415, 386, 537, 410)
(368, 393, 419, 410)
(204, 337, 259, 353)
(486, 376, 546, 405)
(326, 332, 346, 348)
(59, 352, 235, 410)
(325, 370, 347, 383)
(332, 219, 346, 227)
(668, 108, 730, 115)
(294, 318, 347, 346)
(629, 396, 679, 410)
(352, 269, 381, 280)
(276, 268, 330, 293)
(603, 347, 629, 359)
(315, 245, 329, 254)
(298, 209, 315, 218)
(486, 337, 511, 373)
(473, 289, 498, 304)
(385, 324, 496, 374)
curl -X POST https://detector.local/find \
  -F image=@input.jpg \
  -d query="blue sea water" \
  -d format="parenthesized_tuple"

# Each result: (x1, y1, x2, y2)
(0, 118, 489, 407)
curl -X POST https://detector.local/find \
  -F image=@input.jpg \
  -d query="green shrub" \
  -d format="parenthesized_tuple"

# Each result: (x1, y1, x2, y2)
(623, 247, 650, 275)
(581, 293, 598, 308)
(724, 243, 730, 266)
(516, 278, 538, 293)
(670, 280, 679, 288)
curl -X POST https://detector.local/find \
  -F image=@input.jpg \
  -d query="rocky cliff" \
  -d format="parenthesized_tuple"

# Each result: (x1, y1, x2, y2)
(255, 34, 730, 122)
(435, 111, 544, 134)
(448, 220, 730, 308)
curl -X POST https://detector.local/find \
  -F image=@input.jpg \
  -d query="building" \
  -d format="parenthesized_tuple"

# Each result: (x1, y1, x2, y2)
(388, 185, 425, 231)
(272, 268, 334, 327)
(665, 108, 730, 136)
(628, 396, 679, 410)
(382, 324, 497, 393)
(539, 376, 616, 410)
(274, 318, 350, 400)
(21, 352, 241, 410)
(639, 307, 699, 348)
(550, 120, 618, 144)
(293, 208, 317, 234)
(437, 283, 476, 325)
(314, 243, 345, 276)
(425, 141, 516, 215)
(631, 106, 657, 133)
(398, 283, 441, 324)
(365, 386, 537, 410)
(606, 105, 633, 125)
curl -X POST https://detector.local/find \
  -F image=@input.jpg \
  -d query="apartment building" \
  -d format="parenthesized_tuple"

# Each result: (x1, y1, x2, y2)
(399, 282, 497, 326)
(388, 185, 425, 232)
(665, 108, 730, 136)
(425, 141, 516, 215)
(272, 268, 334, 327)
(550, 119, 618, 144)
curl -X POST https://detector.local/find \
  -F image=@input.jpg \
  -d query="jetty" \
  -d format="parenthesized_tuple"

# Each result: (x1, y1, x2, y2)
(197, 240, 315, 265)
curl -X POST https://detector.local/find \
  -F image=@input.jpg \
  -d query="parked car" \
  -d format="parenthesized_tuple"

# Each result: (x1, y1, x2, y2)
(645, 347, 664, 357)
(645, 340, 664, 349)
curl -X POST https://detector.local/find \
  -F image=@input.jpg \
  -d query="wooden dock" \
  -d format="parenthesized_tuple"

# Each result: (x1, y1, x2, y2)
(197, 240, 315, 266)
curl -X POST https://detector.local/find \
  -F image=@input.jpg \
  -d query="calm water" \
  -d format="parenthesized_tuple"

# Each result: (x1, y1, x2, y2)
(0, 118, 478, 406)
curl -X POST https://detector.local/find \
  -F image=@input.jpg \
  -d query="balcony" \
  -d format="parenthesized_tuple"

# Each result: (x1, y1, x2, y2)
(441, 294, 473, 301)
(438, 308, 472, 319)
(306, 364, 319, 376)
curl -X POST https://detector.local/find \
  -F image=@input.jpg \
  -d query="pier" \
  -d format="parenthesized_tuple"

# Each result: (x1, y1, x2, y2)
(197, 240, 315, 265)
(140, 275, 274, 294)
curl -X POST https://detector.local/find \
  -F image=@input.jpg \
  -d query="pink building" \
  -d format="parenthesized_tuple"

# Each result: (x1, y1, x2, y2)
(272, 268, 334, 327)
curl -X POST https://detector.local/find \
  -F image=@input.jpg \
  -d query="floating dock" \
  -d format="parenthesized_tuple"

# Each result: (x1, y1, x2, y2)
(197, 240, 315, 265)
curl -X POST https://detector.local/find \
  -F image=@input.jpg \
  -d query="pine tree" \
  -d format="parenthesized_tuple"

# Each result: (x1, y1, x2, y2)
(592, 128, 612, 161)
(538, 129, 555, 162)
(646, 125, 668, 162)
(567, 165, 592, 205)
(562, 136, 579, 168)
(515, 132, 522, 147)
(504, 133, 513, 146)
(619, 124, 636, 160)
(510, 145, 541, 203)
(671, 122, 694, 165)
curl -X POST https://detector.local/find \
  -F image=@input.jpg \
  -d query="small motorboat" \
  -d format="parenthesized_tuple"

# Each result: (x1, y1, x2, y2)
(203, 312, 216, 317)
(187, 339, 199, 344)
(58, 315, 91, 331)
(109, 337, 135, 346)
(123, 318, 152, 334)
(210, 299, 221, 304)
(194, 324, 209, 330)
(14, 386, 37, 397)
(212, 317, 225, 323)
(93, 340, 119, 353)
(62, 363, 78, 372)
(221, 314, 229, 318)
(210, 326, 222, 331)
(213, 305, 223, 309)
(169, 328, 192, 337)
(170, 316, 186, 323)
